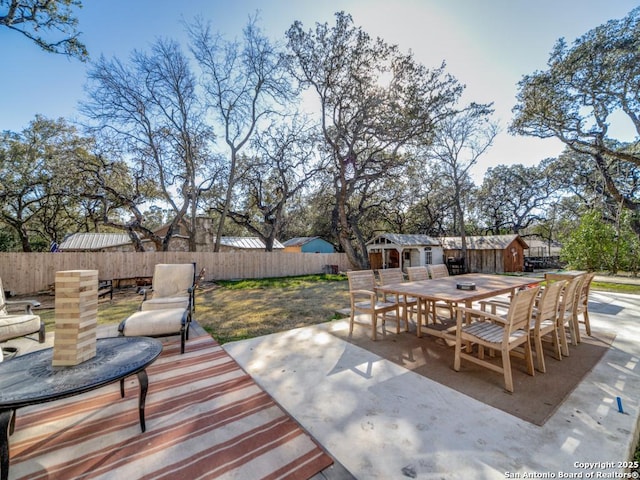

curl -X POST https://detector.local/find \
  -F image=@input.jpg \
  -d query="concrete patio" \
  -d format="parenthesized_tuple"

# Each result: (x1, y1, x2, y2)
(223, 289, 640, 479)
(4, 285, 639, 479)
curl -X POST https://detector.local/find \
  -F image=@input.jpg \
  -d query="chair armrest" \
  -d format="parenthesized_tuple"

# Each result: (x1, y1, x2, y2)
(5, 299, 41, 314)
(137, 288, 150, 311)
(478, 299, 510, 314)
(181, 309, 190, 326)
(455, 306, 507, 326)
(350, 289, 376, 302)
(351, 289, 375, 296)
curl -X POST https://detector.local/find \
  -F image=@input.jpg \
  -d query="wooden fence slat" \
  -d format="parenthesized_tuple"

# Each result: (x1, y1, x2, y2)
(0, 252, 351, 295)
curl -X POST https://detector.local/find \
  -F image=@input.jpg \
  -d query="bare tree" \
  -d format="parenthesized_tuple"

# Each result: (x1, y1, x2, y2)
(82, 39, 215, 251)
(425, 103, 498, 269)
(189, 15, 294, 251)
(286, 12, 463, 268)
(0, 0, 87, 60)
(223, 118, 324, 250)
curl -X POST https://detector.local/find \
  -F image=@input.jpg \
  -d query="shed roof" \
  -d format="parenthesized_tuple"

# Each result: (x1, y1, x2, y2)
(218, 237, 285, 250)
(59, 233, 132, 251)
(367, 233, 441, 247)
(524, 238, 562, 254)
(283, 236, 320, 247)
(440, 234, 528, 250)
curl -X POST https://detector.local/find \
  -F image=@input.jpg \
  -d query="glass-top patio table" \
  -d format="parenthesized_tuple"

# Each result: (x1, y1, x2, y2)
(376, 273, 540, 340)
(0, 336, 163, 480)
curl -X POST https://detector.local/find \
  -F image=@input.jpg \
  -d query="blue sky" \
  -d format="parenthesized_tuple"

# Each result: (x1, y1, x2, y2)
(1, 0, 637, 180)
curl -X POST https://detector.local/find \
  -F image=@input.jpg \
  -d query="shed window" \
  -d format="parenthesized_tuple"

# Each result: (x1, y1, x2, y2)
(424, 247, 432, 264)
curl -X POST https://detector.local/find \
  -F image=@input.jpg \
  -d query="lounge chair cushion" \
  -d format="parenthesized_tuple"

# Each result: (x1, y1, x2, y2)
(141, 296, 190, 311)
(119, 308, 187, 337)
(151, 264, 194, 298)
(0, 314, 41, 342)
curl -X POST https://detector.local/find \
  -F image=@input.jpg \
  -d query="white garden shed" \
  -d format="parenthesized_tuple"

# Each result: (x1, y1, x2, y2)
(366, 234, 444, 271)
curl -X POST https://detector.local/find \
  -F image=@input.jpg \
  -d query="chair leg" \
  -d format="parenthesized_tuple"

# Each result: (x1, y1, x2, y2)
(38, 322, 46, 343)
(582, 310, 591, 336)
(558, 323, 570, 357)
(401, 301, 408, 331)
(523, 337, 535, 377)
(349, 311, 355, 337)
(403, 304, 410, 332)
(370, 310, 378, 341)
(572, 313, 582, 344)
(501, 348, 514, 393)
(551, 329, 562, 361)
(534, 334, 546, 373)
(567, 316, 578, 346)
(453, 335, 462, 371)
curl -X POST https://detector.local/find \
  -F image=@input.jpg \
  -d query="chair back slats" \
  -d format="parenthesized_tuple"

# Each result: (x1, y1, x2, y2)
(378, 269, 404, 285)
(347, 270, 375, 292)
(505, 286, 539, 335)
(428, 264, 450, 279)
(536, 280, 566, 325)
(578, 273, 595, 310)
(558, 275, 584, 319)
(406, 266, 428, 281)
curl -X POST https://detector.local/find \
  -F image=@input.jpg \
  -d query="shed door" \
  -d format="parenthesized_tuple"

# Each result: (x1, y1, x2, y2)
(369, 252, 383, 269)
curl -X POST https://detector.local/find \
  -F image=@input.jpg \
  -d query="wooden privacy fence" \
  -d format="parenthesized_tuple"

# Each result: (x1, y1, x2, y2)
(0, 252, 352, 295)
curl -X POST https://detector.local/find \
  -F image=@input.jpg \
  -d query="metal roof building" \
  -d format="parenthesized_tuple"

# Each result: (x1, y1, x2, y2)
(217, 237, 285, 251)
(58, 233, 133, 252)
(440, 234, 529, 273)
(282, 237, 335, 253)
(366, 233, 444, 270)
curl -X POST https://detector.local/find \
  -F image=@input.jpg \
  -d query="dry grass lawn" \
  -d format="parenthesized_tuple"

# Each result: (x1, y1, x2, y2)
(25, 273, 638, 346)
(196, 277, 350, 343)
(28, 274, 351, 344)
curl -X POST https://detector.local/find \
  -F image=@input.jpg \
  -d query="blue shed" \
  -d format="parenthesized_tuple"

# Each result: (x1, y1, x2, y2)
(283, 236, 335, 253)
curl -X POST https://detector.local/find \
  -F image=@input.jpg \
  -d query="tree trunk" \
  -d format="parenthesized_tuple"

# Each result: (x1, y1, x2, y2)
(214, 150, 237, 252)
(19, 225, 32, 253)
(335, 189, 368, 269)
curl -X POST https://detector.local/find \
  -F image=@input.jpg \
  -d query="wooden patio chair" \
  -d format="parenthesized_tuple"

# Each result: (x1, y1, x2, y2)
(407, 265, 454, 324)
(427, 264, 450, 279)
(555, 275, 585, 356)
(378, 268, 414, 330)
(529, 280, 566, 373)
(428, 264, 457, 319)
(574, 272, 595, 341)
(347, 270, 401, 341)
(0, 277, 45, 359)
(453, 285, 539, 393)
(481, 281, 566, 373)
(406, 266, 428, 281)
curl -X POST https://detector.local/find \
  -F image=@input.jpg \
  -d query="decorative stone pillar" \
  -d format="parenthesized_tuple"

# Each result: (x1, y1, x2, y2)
(52, 270, 98, 366)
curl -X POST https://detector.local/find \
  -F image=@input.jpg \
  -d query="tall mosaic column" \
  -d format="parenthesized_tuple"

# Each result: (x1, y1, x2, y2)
(52, 270, 98, 366)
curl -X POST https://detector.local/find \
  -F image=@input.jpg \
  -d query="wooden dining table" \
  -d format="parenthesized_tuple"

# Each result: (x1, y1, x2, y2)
(376, 273, 541, 340)
(544, 270, 586, 282)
